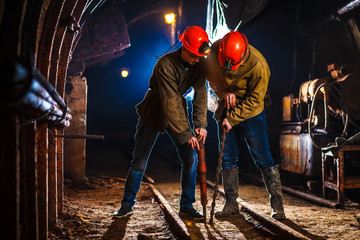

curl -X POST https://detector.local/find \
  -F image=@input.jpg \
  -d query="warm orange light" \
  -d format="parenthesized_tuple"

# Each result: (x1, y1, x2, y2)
(121, 69, 129, 78)
(164, 12, 175, 24)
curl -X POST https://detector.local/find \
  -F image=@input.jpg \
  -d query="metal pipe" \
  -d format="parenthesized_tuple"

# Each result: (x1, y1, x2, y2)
(21, 82, 71, 127)
(238, 170, 341, 208)
(281, 185, 341, 208)
(32, 70, 68, 111)
(3, 61, 71, 127)
(303, 0, 360, 30)
(337, 0, 360, 16)
(323, 92, 328, 130)
(48, 129, 104, 140)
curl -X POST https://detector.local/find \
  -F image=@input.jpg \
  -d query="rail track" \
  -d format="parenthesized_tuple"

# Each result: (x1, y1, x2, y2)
(142, 174, 311, 240)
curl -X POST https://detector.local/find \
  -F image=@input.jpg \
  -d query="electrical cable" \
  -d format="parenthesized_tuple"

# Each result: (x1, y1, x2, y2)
(155, 40, 180, 59)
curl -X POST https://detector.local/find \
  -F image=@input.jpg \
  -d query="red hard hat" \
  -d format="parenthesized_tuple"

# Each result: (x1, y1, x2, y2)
(179, 26, 211, 56)
(218, 31, 248, 71)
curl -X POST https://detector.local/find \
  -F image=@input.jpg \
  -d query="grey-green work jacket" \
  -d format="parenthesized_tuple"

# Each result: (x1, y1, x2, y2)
(136, 48, 207, 145)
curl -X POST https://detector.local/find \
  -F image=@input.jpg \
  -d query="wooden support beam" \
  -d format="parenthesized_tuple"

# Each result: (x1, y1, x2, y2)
(56, 0, 88, 213)
(47, 0, 79, 226)
(0, 113, 20, 240)
(57, 128, 64, 213)
(36, 123, 48, 240)
(36, 1, 65, 237)
(21, 123, 39, 240)
(64, 75, 88, 181)
(48, 126, 58, 226)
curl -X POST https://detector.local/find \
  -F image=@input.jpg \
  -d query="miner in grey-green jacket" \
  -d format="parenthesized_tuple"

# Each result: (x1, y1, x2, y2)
(114, 26, 210, 220)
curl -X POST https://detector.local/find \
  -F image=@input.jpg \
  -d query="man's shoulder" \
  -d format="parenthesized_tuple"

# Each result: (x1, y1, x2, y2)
(158, 48, 180, 64)
(249, 45, 266, 62)
(248, 45, 268, 68)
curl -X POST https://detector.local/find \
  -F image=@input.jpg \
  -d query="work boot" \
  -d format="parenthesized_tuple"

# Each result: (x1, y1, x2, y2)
(179, 207, 203, 220)
(261, 166, 286, 220)
(113, 206, 133, 219)
(215, 168, 240, 218)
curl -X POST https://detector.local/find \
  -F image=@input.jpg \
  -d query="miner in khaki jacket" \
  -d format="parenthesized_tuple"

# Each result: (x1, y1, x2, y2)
(207, 31, 286, 220)
(114, 26, 210, 220)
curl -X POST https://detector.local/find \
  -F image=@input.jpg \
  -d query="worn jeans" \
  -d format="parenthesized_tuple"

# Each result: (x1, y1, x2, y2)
(121, 118, 198, 210)
(219, 110, 276, 170)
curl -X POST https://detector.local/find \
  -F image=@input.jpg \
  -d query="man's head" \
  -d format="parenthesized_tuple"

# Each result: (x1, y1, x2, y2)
(179, 26, 210, 65)
(218, 31, 248, 71)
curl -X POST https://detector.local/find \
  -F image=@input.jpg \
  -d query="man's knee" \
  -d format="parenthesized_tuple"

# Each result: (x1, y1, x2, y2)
(177, 143, 197, 169)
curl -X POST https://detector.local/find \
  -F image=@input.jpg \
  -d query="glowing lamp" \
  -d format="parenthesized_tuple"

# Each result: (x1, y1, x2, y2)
(121, 69, 129, 78)
(164, 12, 175, 24)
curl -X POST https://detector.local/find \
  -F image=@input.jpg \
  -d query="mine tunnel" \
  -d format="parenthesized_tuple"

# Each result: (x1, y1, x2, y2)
(2, 0, 360, 239)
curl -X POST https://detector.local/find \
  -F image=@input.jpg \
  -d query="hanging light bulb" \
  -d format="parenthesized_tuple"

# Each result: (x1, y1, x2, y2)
(121, 69, 129, 78)
(164, 12, 175, 24)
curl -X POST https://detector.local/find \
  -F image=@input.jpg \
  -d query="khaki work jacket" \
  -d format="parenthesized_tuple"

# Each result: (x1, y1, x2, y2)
(207, 42, 270, 127)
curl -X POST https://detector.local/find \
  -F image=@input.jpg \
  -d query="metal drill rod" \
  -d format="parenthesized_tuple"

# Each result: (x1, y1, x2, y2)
(203, 205, 206, 223)
(209, 127, 226, 224)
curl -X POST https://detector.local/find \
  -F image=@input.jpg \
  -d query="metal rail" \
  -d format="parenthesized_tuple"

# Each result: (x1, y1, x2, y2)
(142, 175, 311, 240)
(206, 180, 311, 240)
(146, 183, 192, 240)
(238, 169, 341, 208)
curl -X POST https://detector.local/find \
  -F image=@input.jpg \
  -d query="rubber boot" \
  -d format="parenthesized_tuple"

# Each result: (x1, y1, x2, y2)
(215, 168, 240, 218)
(261, 166, 286, 220)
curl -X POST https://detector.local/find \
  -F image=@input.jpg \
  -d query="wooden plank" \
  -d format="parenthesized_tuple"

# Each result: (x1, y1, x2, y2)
(324, 181, 337, 189)
(344, 177, 360, 188)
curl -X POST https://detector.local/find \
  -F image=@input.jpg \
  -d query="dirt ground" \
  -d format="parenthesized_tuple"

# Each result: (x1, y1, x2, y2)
(49, 165, 360, 240)
(237, 181, 360, 240)
(49, 176, 175, 239)
(49, 175, 274, 240)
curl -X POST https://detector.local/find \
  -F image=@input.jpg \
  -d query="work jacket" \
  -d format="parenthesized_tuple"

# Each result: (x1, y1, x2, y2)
(207, 41, 270, 127)
(136, 48, 207, 145)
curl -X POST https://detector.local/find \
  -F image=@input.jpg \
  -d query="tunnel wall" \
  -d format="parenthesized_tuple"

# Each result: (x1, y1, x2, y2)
(0, 0, 89, 239)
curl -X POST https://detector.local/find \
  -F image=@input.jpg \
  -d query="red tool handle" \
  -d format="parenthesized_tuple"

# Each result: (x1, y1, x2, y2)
(197, 142, 207, 206)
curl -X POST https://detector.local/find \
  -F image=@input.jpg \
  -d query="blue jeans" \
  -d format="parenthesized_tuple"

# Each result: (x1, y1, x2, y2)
(122, 118, 198, 210)
(219, 110, 276, 170)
